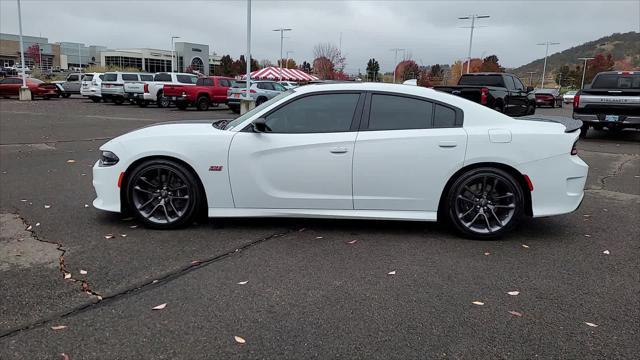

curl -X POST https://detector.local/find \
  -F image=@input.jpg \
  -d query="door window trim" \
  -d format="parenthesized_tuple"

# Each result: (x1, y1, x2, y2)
(360, 91, 464, 131)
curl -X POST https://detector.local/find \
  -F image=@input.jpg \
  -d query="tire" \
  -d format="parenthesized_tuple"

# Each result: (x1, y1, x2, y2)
(43, 95, 51, 100)
(138, 100, 148, 108)
(444, 167, 524, 239)
(579, 124, 589, 138)
(157, 91, 170, 108)
(62, 93, 71, 98)
(125, 159, 202, 229)
(91, 97, 101, 103)
(255, 97, 267, 106)
(113, 97, 124, 105)
(196, 96, 209, 111)
(175, 101, 188, 110)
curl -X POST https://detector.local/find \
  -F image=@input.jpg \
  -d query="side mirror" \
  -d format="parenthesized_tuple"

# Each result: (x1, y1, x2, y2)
(252, 117, 270, 132)
(526, 86, 534, 93)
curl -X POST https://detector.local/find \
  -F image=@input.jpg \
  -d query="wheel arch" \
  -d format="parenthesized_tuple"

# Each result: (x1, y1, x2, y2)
(197, 92, 210, 99)
(119, 155, 208, 215)
(437, 162, 533, 219)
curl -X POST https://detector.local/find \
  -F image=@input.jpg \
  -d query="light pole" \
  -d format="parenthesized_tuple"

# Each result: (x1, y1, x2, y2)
(16, 0, 29, 100)
(171, 36, 180, 72)
(527, 71, 537, 86)
(536, 41, 559, 89)
(285, 50, 294, 70)
(78, 43, 82, 71)
(390, 48, 405, 83)
(578, 57, 594, 89)
(273, 27, 292, 81)
(459, 14, 490, 74)
(39, 46, 42, 71)
(245, 0, 251, 102)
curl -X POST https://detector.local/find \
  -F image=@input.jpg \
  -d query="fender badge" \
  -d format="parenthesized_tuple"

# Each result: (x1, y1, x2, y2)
(209, 165, 223, 171)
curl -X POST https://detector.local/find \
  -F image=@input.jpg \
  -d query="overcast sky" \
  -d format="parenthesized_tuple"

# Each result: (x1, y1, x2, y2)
(1, 0, 638, 72)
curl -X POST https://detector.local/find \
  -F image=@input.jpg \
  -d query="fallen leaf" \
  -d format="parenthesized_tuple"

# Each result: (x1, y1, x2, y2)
(152, 303, 167, 310)
(51, 325, 67, 330)
(80, 282, 89, 292)
(64, 273, 72, 279)
(585, 322, 598, 327)
(507, 291, 520, 296)
(583, 214, 591, 217)
(84, 204, 89, 208)
(120, 234, 127, 238)
(26, 225, 32, 231)
(234, 335, 246, 344)
(191, 260, 202, 265)
(35, 222, 40, 226)
(298, 228, 306, 232)
(508, 311, 523, 317)
(66, 159, 76, 163)
(387, 270, 396, 275)
(602, 208, 608, 212)
(80, 270, 87, 275)
(584, 234, 592, 238)
(237, 281, 248, 285)
(315, 236, 323, 239)
(521, 244, 530, 248)
(129, 225, 138, 229)
(347, 240, 358, 244)
(484, 252, 490, 256)
(44, 205, 51, 209)
(60, 353, 70, 360)
(472, 301, 485, 306)
(152, 280, 159, 284)
(81, 173, 87, 176)
(20, 199, 27, 202)
(104, 234, 114, 239)
(603, 250, 610, 255)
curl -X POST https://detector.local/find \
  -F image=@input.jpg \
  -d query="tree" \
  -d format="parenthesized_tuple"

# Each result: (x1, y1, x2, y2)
(219, 55, 234, 76)
(259, 59, 273, 68)
(584, 53, 615, 84)
(231, 55, 260, 76)
(554, 65, 572, 88)
(449, 60, 463, 85)
(313, 56, 334, 80)
(394, 60, 420, 82)
(479, 55, 504, 72)
(299, 61, 312, 73)
(313, 42, 346, 72)
(366, 58, 380, 82)
(277, 58, 297, 69)
(462, 58, 483, 73)
(25, 44, 41, 67)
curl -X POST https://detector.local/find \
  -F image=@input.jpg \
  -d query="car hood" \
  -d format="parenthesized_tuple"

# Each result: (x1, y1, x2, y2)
(102, 120, 229, 149)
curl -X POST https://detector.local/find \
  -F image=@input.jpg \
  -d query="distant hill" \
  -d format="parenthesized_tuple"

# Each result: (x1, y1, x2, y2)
(512, 32, 639, 85)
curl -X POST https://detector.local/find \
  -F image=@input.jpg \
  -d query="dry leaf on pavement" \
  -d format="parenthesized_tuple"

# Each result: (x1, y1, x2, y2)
(603, 250, 610, 255)
(80, 270, 87, 275)
(51, 325, 67, 330)
(508, 311, 523, 317)
(585, 322, 598, 327)
(237, 281, 248, 285)
(315, 236, 323, 239)
(484, 252, 490, 256)
(507, 291, 520, 296)
(472, 301, 485, 306)
(521, 244, 530, 248)
(26, 225, 32, 231)
(44, 205, 51, 209)
(66, 160, 76, 163)
(234, 335, 246, 344)
(347, 240, 358, 244)
(191, 260, 202, 265)
(60, 353, 70, 360)
(104, 234, 114, 239)
(64, 273, 72, 279)
(584, 234, 592, 238)
(35, 222, 40, 226)
(152, 303, 167, 310)
(129, 225, 138, 229)
(387, 270, 396, 275)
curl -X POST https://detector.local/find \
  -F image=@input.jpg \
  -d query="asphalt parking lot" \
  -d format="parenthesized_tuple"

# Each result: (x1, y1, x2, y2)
(0, 96, 638, 359)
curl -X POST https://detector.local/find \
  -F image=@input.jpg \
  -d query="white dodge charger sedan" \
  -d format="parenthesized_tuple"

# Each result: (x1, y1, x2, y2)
(93, 83, 588, 239)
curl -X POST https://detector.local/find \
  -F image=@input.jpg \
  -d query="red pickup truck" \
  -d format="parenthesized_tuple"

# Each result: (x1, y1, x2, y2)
(163, 76, 235, 111)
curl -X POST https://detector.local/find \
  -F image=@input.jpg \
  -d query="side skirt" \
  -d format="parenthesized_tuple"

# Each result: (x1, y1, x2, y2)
(208, 208, 438, 222)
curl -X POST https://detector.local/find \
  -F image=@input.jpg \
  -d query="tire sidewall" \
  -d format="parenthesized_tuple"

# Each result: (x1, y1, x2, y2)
(197, 97, 209, 111)
(446, 167, 524, 239)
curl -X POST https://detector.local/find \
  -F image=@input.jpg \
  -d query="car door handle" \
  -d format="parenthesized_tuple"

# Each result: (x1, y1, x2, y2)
(330, 147, 349, 154)
(438, 141, 457, 148)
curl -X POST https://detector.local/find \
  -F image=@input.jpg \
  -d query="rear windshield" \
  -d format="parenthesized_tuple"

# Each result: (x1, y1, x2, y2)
(591, 74, 640, 89)
(103, 73, 117, 82)
(122, 74, 138, 81)
(458, 75, 505, 87)
(82, 75, 94, 81)
(233, 81, 252, 88)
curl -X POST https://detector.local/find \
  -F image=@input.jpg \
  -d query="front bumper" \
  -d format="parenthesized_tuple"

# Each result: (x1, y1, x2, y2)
(92, 142, 128, 213)
(573, 113, 640, 127)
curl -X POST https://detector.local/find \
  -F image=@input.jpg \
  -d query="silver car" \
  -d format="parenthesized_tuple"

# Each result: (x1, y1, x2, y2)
(227, 80, 287, 114)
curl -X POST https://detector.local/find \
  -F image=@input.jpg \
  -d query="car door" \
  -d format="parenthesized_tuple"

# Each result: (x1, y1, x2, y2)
(353, 93, 467, 212)
(228, 92, 364, 209)
(65, 74, 80, 93)
(509, 76, 529, 115)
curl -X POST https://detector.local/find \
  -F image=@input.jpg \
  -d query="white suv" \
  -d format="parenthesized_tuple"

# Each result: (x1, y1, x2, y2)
(136, 72, 198, 108)
(101, 72, 151, 105)
(80, 73, 104, 102)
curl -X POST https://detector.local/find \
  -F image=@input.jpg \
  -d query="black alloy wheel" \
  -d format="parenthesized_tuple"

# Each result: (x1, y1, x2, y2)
(446, 168, 524, 239)
(196, 96, 209, 111)
(126, 159, 201, 229)
(157, 91, 170, 108)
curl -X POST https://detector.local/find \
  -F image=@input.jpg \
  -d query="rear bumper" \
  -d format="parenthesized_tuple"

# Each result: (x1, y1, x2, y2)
(81, 86, 101, 97)
(573, 113, 640, 127)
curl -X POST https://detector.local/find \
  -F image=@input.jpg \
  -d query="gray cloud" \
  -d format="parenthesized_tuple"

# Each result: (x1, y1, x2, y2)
(1, 0, 638, 72)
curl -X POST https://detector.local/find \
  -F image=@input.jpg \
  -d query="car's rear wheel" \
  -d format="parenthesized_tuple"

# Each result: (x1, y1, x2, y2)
(126, 159, 201, 229)
(196, 96, 209, 111)
(91, 97, 101, 103)
(113, 97, 124, 105)
(62, 93, 71, 98)
(157, 91, 170, 108)
(445, 167, 524, 239)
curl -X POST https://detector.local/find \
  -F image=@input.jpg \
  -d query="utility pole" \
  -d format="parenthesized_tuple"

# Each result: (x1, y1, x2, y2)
(171, 36, 180, 72)
(78, 43, 81, 71)
(273, 27, 292, 81)
(39, 46, 42, 71)
(578, 57, 594, 89)
(17, 0, 29, 100)
(246, 0, 252, 100)
(390, 48, 405, 83)
(537, 41, 560, 89)
(459, 14, 490, 74)
(527, 71, 537, 86)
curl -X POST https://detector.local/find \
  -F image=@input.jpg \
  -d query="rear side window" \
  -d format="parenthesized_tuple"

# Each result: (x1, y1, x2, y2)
(103, 73, 117, 82)
(82, 75, 94, 81)
(177, 75, 197, 84)
(592, 74, 640, 89)
(433, 104, 457, 128)
(154, 73, 172, 82)
(368, 94, 433, 130)
(198, 78, 214, 86)
(140, 74, 153, 81)
(265, 93, 360, 133)
(257, 82, 274, 90)
(122, 74, 138, 81)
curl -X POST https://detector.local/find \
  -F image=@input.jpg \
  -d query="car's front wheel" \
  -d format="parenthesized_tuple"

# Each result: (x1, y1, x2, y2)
(445, 167, 524, 239)
(157, 91, 170, 108)
(126, 159, 202, 229)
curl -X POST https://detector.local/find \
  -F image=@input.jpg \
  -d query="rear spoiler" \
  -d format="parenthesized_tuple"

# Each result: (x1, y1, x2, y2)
(518, 115, 583, 133)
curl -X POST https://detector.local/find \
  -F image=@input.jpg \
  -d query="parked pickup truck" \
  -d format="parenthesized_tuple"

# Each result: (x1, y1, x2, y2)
(163, 76, 235, 111)
(573, 71, 640, 138)
(434, 72, 536, 117)
(135, 72, 198, 108)
(123, 73, 154, 104)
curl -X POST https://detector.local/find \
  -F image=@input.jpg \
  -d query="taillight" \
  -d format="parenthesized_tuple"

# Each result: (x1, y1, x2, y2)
(241, 89, 256, 93)
(571, 141, 578, 156)
(143, 83, 149, 93)
(573, 94, 580, 109)
(480, 87, 488, 105)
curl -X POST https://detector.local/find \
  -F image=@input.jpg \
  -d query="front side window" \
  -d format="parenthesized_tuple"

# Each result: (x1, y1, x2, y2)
(368, 94, 433, 131)
(273, 82, 286, 91)
(121, 74, 138, 81)
(513, 77, 525, 91)
(67, 75, 79, 82)
(81, 75, 94, 81)
(140, 74, 153, 81)
(504, 76, 516, 90)
(264, 93, 360, 133)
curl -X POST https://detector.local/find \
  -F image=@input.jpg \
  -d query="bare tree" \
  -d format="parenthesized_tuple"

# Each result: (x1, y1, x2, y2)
(313, 42, 346, 72)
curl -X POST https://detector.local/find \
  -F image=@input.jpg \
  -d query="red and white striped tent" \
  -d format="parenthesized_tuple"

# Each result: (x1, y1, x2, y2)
(243, 66, 319, 82)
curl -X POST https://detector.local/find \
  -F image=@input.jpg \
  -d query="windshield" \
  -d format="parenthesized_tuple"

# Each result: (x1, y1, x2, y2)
(224, 90, 294, 130)
(591, 73, 640, 89)
(232, 81, 253, 88)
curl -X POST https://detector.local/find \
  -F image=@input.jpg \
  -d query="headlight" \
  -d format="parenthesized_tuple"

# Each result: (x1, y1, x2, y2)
(99, 151, 119, 167)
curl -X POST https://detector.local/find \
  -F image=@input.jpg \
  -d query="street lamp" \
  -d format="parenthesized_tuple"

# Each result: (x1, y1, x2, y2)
(536, 41, 560, 89)
(527, 71, 537, 86)
(245, 0, 252, 103)
(578, 57, 594, 89)
(459, 15, 490, 74)
(16, 0, 29, 100)
(390, 48, 405, 83)
(273, 27, 292, 81)
(171, 36, 180, 72)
